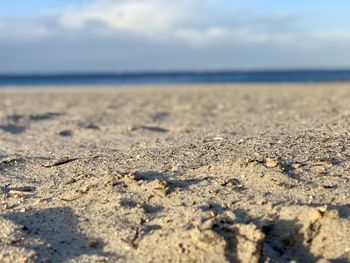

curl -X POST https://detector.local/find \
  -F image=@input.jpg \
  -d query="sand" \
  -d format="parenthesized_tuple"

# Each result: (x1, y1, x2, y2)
(0, 83, 350, 263)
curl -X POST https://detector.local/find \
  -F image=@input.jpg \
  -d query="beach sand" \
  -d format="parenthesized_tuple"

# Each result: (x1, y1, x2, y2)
(0, 83, 350, 262)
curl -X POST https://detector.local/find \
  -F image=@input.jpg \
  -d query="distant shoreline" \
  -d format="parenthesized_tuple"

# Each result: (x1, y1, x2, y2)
(1, 69, 350, 86)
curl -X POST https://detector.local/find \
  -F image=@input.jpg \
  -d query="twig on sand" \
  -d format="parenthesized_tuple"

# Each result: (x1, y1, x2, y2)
(43, 157, 79, 168)
(121, 228, 140, 249)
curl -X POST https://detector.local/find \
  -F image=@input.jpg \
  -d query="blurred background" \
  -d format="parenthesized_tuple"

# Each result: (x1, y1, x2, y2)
(0, 0, 350, 84)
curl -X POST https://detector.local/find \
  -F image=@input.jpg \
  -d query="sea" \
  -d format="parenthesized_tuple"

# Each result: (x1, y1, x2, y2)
(1, 70, 350, 87)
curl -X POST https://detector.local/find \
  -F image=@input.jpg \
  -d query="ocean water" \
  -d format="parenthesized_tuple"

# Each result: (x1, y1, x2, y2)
(1, 70, 350, 86)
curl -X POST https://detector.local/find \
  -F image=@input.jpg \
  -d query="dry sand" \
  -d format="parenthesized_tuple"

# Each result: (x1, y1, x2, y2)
(0, 83, 350, 263)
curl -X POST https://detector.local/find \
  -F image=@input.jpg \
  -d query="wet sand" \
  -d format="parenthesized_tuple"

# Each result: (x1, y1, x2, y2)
(1, 83, 350, 262)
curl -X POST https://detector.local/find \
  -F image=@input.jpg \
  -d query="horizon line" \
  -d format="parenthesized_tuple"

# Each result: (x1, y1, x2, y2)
(1, 67, 350, 77)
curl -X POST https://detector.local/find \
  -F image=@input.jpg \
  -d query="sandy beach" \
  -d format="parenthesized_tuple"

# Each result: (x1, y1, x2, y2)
(1, 83, 350, 262)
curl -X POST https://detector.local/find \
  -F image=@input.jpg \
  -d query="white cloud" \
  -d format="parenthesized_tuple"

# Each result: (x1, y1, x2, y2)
(58, 0, 309, 46)
(0, 0, 321, 47)
(174, 27, 229, 46)
(312, 30, 350, 43)
(232, 28, 299, 45)
(0, 18, 52, 41)
(1, 0, 348, 48)
(60, 0, 191, 37)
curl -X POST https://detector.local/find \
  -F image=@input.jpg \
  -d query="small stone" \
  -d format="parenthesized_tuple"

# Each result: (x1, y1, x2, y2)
(266, 202, 275, 211)
(152, 179, 169, 196)
(128, 125, 138, 132)
(317, 206, 328, 213)
(117, 169, 130, 176)
(256, 198, 268, 205)
(85, 123, 100, 130)
(138, 218, 146, 225)
(265, 158, 278, 168)
(323, 160, 334, 168)
(61, 191, 80, 202)
(8, 190, 35, 197)
(89, 240, 99, 248)
(58, 130, 73, 137)
(309, 209, 323, 222)
(292, 163, 302, 169)
(65, 178, 77, 185)
(221, 178, 244, 191)
(80, 186, 90, 194)
(179, 128, 191, 133)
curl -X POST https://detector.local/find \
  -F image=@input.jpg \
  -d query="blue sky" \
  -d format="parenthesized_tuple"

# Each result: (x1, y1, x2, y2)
(1, 0, 350, 73)
(0, 0, 92, 15)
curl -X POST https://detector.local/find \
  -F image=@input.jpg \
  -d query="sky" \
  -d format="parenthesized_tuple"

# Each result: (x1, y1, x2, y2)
(1, 0, 350, 73)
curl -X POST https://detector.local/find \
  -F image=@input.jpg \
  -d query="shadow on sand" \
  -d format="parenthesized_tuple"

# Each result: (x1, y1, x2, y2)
(203, 204, 350, 263)
(4, 207, 115, 262)
(0, 112, 65, 134)
(0, 124, 26, 134)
